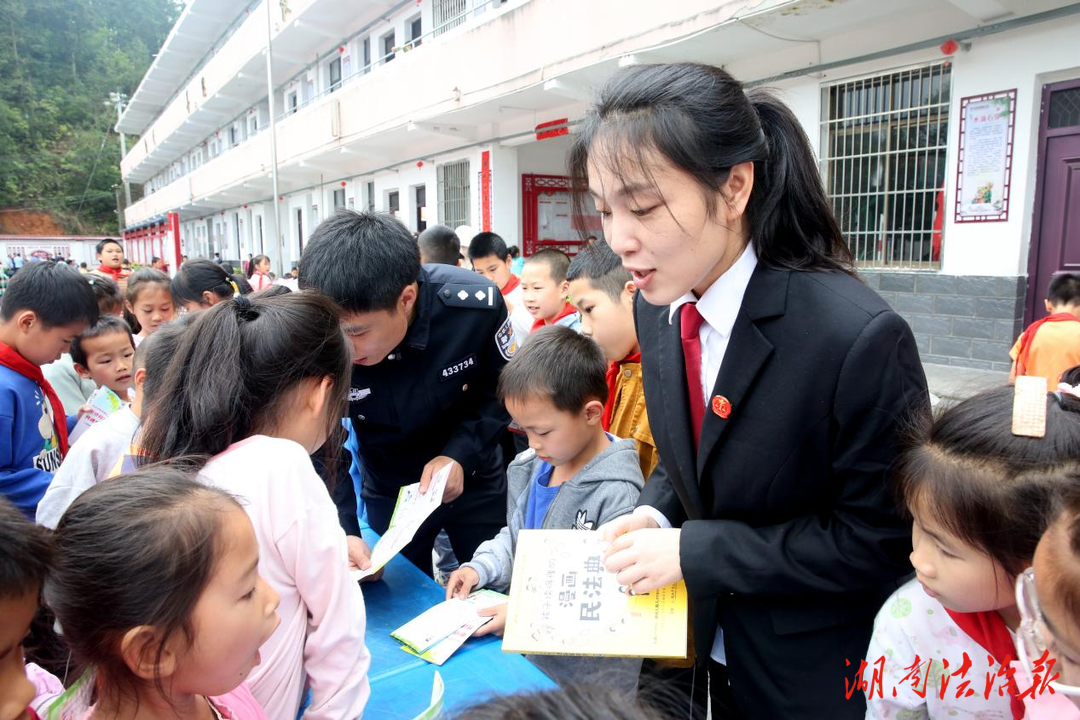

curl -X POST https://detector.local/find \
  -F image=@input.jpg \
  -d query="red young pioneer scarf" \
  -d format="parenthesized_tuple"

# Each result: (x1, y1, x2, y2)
(95, 263, 124, 280)
(0, 341, 69, 458)
(531, 302, 578, 332)
(602, 352, 641, 430)
(1015, 312, 1080, 378)
(945, 608, 1023, 719)
(501, 274, 520, 296)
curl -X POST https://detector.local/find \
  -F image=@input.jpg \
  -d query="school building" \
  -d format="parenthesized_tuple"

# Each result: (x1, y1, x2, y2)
(117, 0, 1080, 372)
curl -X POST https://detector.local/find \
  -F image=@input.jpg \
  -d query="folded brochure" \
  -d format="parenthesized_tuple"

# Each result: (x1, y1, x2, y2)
(350, 463, 451, 581)
(68, 386, 124, 444)
(396, 590, 507, 665)
(502, 529, 688, 658)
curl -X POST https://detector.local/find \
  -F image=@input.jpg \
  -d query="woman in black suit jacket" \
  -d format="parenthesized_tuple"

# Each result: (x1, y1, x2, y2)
(574, 64, 929, 718)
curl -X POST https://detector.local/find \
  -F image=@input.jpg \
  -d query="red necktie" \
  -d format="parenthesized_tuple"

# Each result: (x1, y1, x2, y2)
(680, 302, 706, 450)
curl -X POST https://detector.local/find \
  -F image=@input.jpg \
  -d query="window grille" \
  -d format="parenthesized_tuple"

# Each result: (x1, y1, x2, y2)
(437, 159, 470, 230)
(821, 62, 951, 269)
(433, 0, 468, 36)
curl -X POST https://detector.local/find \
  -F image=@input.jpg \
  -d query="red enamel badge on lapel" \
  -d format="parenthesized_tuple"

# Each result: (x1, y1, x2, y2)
(712, 395, 732, 419)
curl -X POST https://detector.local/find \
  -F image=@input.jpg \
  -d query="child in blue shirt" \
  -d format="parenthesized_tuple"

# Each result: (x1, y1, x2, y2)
(446, 325, 644, 690)
(0, 262, 98, 516)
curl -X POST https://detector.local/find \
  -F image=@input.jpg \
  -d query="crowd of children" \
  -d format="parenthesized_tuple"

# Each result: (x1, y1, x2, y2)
(5, 208, 1080, 719)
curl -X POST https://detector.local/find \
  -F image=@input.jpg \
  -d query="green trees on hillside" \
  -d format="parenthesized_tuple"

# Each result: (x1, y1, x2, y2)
(0, 0, 179, 232)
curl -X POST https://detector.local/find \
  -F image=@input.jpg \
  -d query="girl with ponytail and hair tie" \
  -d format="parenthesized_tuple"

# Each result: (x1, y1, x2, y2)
(587, 63, 928, 717)
(137, 292, 370, 720)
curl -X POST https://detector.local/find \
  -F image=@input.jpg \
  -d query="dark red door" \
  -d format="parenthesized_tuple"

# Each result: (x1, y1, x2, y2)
(1027, 79, 1080, 322)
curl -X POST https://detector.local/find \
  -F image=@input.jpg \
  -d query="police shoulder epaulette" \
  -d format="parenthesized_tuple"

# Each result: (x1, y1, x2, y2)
(437, 283, 498, 309)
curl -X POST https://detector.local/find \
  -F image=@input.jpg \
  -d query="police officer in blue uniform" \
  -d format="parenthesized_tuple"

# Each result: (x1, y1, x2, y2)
(299, 211, 514, 576)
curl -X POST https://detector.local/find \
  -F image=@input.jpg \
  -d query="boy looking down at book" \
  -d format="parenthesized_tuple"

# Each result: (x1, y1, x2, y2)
(520, 249, 581, 333)
(0, 262, 98, 517)
(1011, 272, 1080, 390)
(568, 240, 658, 481)
(446, 325, 644, 689)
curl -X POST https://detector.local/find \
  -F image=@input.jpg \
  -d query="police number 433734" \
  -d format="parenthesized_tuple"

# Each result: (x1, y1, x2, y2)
(442, 356, 475, 379)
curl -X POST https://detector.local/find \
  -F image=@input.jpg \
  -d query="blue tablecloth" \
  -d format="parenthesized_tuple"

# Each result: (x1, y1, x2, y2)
(360, 544, 555, 718)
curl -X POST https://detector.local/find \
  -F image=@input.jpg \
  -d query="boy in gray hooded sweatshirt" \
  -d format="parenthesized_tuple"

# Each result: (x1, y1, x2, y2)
(446, 325, 644, 690)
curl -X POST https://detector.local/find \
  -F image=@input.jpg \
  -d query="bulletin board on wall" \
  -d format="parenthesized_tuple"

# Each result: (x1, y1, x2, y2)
(954, 88, 1017, 223)
(521, 174, 602, 257)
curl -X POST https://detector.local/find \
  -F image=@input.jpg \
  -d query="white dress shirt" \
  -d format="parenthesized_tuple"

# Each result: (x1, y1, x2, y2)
(635, 243, 759, 665)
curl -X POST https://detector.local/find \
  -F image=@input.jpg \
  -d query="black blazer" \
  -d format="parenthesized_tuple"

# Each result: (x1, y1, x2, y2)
(636, 265, 927, 717)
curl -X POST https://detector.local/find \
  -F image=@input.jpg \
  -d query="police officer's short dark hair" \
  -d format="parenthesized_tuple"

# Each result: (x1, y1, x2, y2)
(468, 232, 509, 262)
(1048, 273, 1080, 307)
(567, 240, 631, 302)
(498, 325, 608, 412)
(418, 225, 461, 266)
(299, 210, 421, 313)
(525, 248, 571, 284)
(0, 262, 99, 328)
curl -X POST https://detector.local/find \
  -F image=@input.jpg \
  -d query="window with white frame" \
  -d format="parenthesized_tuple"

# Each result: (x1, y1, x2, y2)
(329, 57, 342, 93)
(821, 61, 951, 269)
(406, 15, 422, 49)
(437, 159, 471, 230)
(382, 31, 395, 63)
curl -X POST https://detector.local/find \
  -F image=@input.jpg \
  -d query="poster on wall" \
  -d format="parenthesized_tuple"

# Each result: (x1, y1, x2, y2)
(954, 89, 1017, 223)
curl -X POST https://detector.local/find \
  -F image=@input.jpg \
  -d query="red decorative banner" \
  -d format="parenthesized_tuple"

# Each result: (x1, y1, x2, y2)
(535, 118, 569, 141)
(481, 150, 492, 232)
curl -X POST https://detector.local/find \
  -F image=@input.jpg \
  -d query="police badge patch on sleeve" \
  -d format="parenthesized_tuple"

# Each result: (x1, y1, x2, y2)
(495, 316, 517, 360)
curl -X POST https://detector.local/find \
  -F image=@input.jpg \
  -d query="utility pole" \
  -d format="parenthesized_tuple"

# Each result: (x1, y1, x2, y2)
(264, 0, 285, 276)
(107, 91, 132, 207)
(114, 186, 123, 235)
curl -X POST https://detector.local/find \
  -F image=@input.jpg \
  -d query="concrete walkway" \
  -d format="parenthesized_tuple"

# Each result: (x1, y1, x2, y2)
(924, 362, 1009, 407)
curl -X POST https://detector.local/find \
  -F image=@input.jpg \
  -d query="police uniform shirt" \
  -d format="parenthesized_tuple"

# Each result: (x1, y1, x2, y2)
(348, 263, 516, 499)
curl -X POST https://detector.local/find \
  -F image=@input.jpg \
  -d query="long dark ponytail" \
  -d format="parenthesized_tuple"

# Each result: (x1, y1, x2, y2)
(569, 62, 852, 273)
(138, 292, 351, 472)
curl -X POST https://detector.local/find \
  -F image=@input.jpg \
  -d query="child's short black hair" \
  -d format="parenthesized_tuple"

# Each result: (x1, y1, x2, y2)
(457, 684, 670, 720)
(567, 240, 631, 302)
(95, 238, 123, 256)
(498, 325, 607, 412)
(525, 248, 571, 284)
(468, 232, 509, 262)
(0, 261, 99, 328)
(418, 224, 461, 266)
(70, 315, 134, 368)
(299, 210, 420, 313)
(0, 496, 52, 599)
(1047, 273, 1080, 307)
